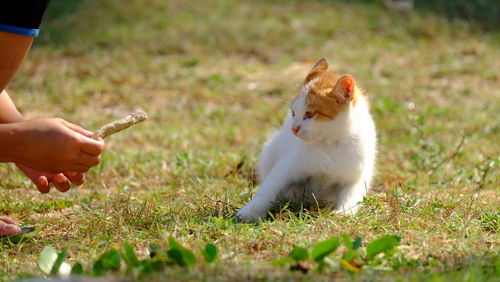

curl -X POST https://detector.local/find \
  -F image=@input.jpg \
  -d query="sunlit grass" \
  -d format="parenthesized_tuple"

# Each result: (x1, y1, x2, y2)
(1, 0, 498, 280)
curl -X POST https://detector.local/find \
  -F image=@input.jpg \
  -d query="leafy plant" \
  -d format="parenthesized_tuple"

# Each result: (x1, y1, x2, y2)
(166, 237, 197, 267)
(201, 243, 218, 263)
(36, 239, 218, 279)
(272, 234, 402, 274)
(38, 246, 70, 277)
(92, 250, 121, 276)
(366, 235, 401, 258)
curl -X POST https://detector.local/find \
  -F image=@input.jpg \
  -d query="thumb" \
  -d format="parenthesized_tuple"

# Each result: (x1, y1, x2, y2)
(0, 220, 21, 236)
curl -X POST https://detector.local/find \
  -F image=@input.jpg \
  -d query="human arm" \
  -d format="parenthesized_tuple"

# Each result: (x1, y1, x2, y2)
(0, 32, 105, 193)
(0, 89, 94, 192)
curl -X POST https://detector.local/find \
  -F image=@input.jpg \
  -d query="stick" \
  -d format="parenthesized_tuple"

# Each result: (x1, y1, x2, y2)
(94, 112, 148, 139)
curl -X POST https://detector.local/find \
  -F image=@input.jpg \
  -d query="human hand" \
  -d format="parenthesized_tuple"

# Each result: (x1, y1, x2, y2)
(0, 217, 21, 237)
(13, 118, 105, 174)
(16, 163, 85, 193)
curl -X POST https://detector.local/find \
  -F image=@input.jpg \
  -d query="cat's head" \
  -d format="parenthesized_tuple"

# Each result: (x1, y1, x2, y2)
(289, 58, 358, 143)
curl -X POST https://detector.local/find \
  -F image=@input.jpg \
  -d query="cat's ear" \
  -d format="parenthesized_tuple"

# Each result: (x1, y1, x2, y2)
(331, 74, 356, 104)
(305, 58, 329, 83)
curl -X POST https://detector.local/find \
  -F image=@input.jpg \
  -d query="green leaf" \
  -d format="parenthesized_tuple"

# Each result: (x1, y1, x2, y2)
(342, 234, 353, 251)
(50, 250, 68, 275)
(311, 238, 340, 263)
(167, 249, 196, 266)
(92, 250, 121, 276)
(167, 237, 196, 266)
(168, 237, 182, 249)
(366, 235, 401, 259)
(343, 250, 357, 261)
(123, 242, 140, 267)
(167, 249, 185, 266)
(289, 247, 309, 262)
(353, 237, 362, 250)
(271, 256, 293, 267)
(139, 260, 165, 275)
(38, 246, 59, 275)
(201, 243, 218, 263)
(71, 262, 84, 275)
(181, 249, 197, 266)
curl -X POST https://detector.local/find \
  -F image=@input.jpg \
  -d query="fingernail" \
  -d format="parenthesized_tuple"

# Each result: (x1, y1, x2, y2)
(56, 177, 65, 184)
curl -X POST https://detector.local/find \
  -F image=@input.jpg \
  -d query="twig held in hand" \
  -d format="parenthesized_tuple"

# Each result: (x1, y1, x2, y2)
(94, 112, 148, 139)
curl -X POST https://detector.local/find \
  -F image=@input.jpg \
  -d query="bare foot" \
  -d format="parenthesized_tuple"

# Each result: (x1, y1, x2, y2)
(0, 216, 21, 237)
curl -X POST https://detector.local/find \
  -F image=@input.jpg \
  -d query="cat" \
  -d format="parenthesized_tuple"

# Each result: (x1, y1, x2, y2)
(236, 58, 377, 222)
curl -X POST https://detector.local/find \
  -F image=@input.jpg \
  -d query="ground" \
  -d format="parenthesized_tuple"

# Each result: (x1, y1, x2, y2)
(0, 0, 499, 280)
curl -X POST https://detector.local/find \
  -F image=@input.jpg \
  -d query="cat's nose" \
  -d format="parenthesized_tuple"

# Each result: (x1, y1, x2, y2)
(292, 125, 301, 135)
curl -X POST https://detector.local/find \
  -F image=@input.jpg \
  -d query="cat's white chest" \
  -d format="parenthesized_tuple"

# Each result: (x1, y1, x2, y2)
(293, 139, 363, 184)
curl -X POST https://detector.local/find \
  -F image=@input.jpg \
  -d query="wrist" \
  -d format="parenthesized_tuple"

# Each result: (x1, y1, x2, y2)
(0, 110, 25, 123)
(0, 122, 26, 163)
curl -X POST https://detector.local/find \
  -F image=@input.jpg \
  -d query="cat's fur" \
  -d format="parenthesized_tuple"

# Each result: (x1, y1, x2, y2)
(236, 58, 377, 222)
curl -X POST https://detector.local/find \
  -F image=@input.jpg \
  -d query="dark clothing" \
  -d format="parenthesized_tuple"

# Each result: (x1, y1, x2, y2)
(0, 0, 51, 37)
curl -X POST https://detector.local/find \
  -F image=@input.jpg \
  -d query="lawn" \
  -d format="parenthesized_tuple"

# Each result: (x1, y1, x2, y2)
(1, 0, 499, 280)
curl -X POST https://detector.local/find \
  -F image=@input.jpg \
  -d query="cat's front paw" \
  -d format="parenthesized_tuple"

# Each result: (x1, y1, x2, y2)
(236, 201, 270, 223)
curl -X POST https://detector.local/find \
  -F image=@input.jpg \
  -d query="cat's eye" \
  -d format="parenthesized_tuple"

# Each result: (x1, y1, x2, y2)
(304, 111, 315, 120)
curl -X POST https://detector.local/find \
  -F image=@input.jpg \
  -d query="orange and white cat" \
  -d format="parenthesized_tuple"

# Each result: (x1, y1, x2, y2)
(236, 58, 377, 222)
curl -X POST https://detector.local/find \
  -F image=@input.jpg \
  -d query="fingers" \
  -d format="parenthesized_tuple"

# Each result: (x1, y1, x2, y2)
(80, 137, 105, 156)
(36, 176, 50, 194)
(61, 120, 94, 138)
(64, 171, 85, 186)
(70, 164, 92, 173)
(37, 173, 78, 193)
(64, 120, 105, 155)
(53, 174, 71, 192)
(0, 218, 21, 236)
(76, 152, 101, 167)
(16, 163, 75, 193)
(0, 216, 18, 225)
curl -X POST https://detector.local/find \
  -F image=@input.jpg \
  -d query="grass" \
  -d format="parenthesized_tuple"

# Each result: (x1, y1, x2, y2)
(1, 0, 499, 280)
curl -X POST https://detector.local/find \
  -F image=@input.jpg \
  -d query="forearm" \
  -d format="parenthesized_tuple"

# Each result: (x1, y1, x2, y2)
(0, 123, 23, 163)
(0, 90, 24, 123)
